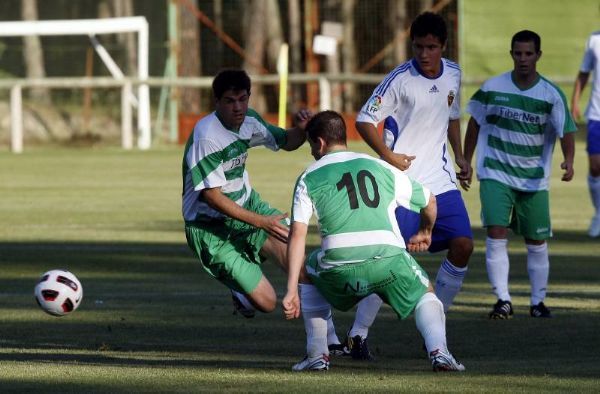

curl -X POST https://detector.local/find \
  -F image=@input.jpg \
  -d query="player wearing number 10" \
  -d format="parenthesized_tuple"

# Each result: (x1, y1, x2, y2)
(283, 111, 465, 372)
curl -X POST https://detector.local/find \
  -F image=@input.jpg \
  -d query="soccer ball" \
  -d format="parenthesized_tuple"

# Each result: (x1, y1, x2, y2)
(34, 270, 83, 316)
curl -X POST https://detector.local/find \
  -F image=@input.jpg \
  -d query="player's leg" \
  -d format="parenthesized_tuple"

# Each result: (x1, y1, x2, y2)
(184, 222, 273, 316)
(345, 294, 383, 360)
(292, 250, 365, 371)
(292, 281, 331, 371)
(514, 189, 552, 318)
(378, 252, 464, 371)
(427, 190, 473, 312)
(480, 180, 514, 319)
(260, 235, 342, 352)
(414, 291, 464, 372)
(586, 121, 600, 237)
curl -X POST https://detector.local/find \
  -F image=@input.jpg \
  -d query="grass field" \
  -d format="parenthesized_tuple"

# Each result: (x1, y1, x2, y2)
(0, 141, 599, 393)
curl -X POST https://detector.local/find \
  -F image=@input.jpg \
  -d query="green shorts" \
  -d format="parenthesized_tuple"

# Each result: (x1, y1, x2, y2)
(306, 249, 429, 320)
(480, 179, 551, 240)
(185, 190, 282, 294)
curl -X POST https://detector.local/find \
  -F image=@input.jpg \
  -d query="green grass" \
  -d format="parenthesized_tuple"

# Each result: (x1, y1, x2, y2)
(0, 141, 598, 393)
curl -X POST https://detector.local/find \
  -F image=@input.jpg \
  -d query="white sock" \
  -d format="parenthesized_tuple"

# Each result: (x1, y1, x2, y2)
(588, 175, 600, 216)
(299, 283, 330, 358)
(486, 237, 511, 301)
(527, 243, 549, 305)
(326, 314, 341, 346)
(435, 259, 468, 312)
(348, 294, 383, 339)
(414, 292, 447, 354)
(231, 290, 255, 311)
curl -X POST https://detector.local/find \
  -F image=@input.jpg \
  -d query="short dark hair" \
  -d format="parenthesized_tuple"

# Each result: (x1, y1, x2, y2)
(511, 30, 541, 52)
(306, 111, 347, 146)
(410, 12, 447, 45)
(212, 69, 251, 99)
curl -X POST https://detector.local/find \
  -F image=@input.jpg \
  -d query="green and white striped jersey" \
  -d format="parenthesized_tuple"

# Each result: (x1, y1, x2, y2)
(292, 150, 431, 270)
(182, 109, 287, 222)
(467, 72, 576, 191)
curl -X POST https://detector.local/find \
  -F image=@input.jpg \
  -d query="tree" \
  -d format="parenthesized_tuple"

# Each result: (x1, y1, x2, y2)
(243, 0, 267, 113)
(179, 0, 202, 114)
(341, 0, 356, 112)
(288, 0, 303, 110)
(21, 0, 51, 104)
(389, 0, 408, 67)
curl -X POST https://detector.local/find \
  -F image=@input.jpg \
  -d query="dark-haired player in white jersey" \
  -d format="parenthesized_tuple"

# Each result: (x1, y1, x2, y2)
(355, 12, 473, 330)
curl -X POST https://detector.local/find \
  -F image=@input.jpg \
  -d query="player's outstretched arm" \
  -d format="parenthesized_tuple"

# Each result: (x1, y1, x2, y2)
(460, 117, 480, 191)
(202, 187, 290, 242)
(407, 193, 436, 253)
(560, 132, 575, 182)
(356, 121, 415, 170)
(282, 222, 309, 320)
(571, 71, 590, 121)
(282, 109, 313, 151)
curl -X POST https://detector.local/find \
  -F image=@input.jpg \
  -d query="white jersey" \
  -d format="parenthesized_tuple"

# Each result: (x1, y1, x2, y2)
(356, 58, 461, 195)
(182, 109, 286, 222)
(466, 72, 576, 191)
(579, 31, 600, 121)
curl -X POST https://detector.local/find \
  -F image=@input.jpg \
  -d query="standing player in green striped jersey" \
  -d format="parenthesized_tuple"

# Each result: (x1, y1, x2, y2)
(283, 111, 465, 372)
(182, 69, 313, 317)
(463, 30, 576, 319)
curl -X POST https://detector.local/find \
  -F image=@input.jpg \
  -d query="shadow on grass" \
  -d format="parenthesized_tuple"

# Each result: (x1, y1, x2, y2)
(0, 234, 599, 379)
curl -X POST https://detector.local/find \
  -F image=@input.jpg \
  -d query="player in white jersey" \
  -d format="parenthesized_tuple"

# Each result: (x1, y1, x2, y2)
(571, 31, 600, 237)
(463, 30, 576, 319)
(355, 12, 473, 325)
(283, 111, 465, 372)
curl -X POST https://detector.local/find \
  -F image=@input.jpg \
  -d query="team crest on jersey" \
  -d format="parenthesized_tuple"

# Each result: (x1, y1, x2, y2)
(367, 95, 382, 113)
(447, 90, 456, 106)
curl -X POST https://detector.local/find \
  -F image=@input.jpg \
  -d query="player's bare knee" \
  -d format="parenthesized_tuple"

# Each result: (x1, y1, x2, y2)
(252, 293, 277, 313)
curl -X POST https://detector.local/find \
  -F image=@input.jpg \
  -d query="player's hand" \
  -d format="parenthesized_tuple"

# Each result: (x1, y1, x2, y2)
(455, 156, 473, 191)
(282, 290, 301, 319)
(258, 213, 290, 243)
(389, 152, 416, 171)
(407, 230, 432, 253)
(294, 109, 313, 130)
(561, 160, 574, 182)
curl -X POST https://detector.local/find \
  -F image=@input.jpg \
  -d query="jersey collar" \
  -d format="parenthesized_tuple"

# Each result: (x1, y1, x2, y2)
(510, 72, 541, 91)
(411, 58, 444, 79)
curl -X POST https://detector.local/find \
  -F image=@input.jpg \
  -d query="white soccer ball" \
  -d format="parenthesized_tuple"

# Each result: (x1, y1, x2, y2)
(34, 270, 83, 317)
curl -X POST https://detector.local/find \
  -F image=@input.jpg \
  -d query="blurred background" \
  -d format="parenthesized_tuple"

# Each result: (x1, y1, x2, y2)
(0, 0, 598, 149)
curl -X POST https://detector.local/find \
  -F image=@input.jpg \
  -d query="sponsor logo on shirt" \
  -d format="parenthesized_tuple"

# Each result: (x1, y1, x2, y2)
(448, 90, 456, 106)
(429, 85, 439, 93)
(498, 107, 541, 124)
(495, 96, 510, 102)
(536, 227, 549, 234)
(367, 95, 382, 113)
(227, 152, 248, 170)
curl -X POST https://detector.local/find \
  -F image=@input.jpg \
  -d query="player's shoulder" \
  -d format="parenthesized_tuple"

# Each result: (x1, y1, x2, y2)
(538, 74, 569, 103)
(193, 112, 219, 138)
(443, 58, 461, 73)
(481, 72, 511, 90)
(374, 60, 414, 95)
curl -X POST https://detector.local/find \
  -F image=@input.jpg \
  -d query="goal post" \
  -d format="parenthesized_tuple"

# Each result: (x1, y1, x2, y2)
(0, 17, 151, 151)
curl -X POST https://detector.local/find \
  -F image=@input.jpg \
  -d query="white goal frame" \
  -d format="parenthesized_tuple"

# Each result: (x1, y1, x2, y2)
(0, 16, 150, 151)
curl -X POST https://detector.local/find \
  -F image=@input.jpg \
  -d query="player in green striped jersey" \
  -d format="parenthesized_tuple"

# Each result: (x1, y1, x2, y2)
(182, 69, 311, 316)
(463, 31, 576, 319)
(283, 111, 465, 372)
